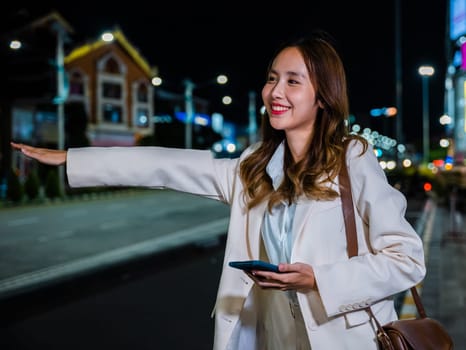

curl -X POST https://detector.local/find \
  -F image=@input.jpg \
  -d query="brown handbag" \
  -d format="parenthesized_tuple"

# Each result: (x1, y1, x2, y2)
(338, 140, 454, 350)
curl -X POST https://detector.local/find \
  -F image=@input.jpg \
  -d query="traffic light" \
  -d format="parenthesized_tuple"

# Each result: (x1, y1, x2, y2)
(423, 182, 432, 192)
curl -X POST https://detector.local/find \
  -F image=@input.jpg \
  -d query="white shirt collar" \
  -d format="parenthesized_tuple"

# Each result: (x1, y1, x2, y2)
(266, 141, 285, 191)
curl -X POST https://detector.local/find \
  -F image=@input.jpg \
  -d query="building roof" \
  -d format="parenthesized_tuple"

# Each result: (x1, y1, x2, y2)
(64, 28, 158, 78)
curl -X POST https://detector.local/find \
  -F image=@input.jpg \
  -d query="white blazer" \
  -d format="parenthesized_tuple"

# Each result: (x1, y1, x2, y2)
(66, 140, 426, 350)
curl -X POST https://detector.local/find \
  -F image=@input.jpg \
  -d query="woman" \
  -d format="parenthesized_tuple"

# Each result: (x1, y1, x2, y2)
(11, 31, 425, 349)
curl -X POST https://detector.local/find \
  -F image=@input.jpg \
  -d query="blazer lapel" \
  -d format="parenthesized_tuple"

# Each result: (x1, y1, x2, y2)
(245, 200, 268, 259)
(291, 199, 316, 250)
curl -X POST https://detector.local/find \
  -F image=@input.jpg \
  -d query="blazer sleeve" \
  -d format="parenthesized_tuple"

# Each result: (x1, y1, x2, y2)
(313, 140, 426, 317)
(66, 146, 240, 204)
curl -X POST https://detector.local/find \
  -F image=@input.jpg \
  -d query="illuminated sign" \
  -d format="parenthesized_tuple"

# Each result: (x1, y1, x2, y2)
(451, 0, 466, 40)
(175, 111, 211, 126)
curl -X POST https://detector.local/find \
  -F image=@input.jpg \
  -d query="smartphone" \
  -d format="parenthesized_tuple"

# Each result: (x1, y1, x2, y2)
(228, 260, 280, 273)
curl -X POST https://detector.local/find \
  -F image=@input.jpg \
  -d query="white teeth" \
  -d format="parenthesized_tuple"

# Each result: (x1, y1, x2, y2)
(272, 106, 289, 112)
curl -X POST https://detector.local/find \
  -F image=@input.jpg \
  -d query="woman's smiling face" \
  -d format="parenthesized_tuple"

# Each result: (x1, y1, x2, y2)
(261, 46, 322, 140)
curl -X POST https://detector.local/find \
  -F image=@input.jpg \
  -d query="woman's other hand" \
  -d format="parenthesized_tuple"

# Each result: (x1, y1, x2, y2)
(10, 142, 67, 166)
(245, 262, 316, 293)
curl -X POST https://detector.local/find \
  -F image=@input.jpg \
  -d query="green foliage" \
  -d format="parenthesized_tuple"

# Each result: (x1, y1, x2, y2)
(429, 147, 447, 162)
(24, 169, 41, 200)
(6, 168, 24, 203)
(45, 168, 60, 199)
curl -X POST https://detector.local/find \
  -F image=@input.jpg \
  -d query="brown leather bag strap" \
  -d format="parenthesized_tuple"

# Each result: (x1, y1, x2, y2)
(339, 139, 358, 258)
(411, 284, 427, 318)
(338, 139, 426, 318)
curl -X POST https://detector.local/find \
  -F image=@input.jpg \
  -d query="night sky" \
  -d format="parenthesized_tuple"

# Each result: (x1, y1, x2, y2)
(3, 1, 448, 146)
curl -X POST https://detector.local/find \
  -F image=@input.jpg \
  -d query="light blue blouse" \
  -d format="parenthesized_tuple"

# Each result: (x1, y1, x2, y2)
(258, 141, 311, 350)
(262, 142, 297, 265)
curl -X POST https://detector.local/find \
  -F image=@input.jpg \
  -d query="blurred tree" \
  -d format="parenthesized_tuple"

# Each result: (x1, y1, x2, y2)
(6, 168, 23, 203)
(45, 168, 60, 199)
(24, 168, 41, 200)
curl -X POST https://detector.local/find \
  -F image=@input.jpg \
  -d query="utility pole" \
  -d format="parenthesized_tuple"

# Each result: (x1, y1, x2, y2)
(419, 66, 434, 164)
(53, 23, 66, 197)
(422, 75, 430, 164)
(184, 79, 195, 149)
(248, 91, 258, 145)
(395, 0, 403, 145)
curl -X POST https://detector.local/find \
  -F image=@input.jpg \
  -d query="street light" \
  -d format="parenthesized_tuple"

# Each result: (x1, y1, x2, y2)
(418, 65, 434, 164)
(184, 75, 228, 149)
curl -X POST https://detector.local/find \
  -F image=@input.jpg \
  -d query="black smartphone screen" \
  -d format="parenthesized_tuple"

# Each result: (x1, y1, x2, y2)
(228, 260, 280, 273)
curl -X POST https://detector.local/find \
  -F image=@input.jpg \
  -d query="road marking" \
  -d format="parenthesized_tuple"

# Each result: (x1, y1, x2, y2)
(64, 209, 88, 218)
(37, 230, 74, 242)
(99, 219, 128, 231)
(7, 217, 39, 226)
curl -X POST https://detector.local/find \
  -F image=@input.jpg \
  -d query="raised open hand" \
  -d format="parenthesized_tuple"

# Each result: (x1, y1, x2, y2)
(10, 142, 67, 166)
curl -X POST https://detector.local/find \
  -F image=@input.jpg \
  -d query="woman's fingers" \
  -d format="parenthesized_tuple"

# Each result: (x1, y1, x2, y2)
(10, 142, 67, 165)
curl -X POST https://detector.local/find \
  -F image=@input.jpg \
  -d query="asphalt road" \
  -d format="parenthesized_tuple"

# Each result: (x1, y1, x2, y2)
(0, 189, 230, 293)
(0, 238, 226, 350)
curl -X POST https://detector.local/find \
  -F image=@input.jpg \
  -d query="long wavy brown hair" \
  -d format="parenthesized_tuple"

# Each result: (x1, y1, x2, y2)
(240, 31, 367, 210)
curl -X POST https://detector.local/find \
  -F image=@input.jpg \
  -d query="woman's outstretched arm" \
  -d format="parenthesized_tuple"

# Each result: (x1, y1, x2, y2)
(10, 142, 67, 166)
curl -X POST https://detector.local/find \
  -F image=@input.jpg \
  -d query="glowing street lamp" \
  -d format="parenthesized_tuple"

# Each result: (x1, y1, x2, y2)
(418, 65, 435, 164)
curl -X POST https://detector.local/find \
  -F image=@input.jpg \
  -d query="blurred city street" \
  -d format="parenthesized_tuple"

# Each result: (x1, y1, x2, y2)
(1, 4, 465, 349)
(0, 189, 464, 349)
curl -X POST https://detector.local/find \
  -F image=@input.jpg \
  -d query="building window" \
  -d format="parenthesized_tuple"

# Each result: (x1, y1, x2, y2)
(66, 69, 90, 116)
(136, 108, 149, 127)
(103, 82, 122, 99)
(137, 84, 148, 102)
(96, 53, 127, 127)
(105, 57, 120, 74)
(132, 81, 152, 130)
(69, 71, 85, 96)
(103, 104, 123, 123)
